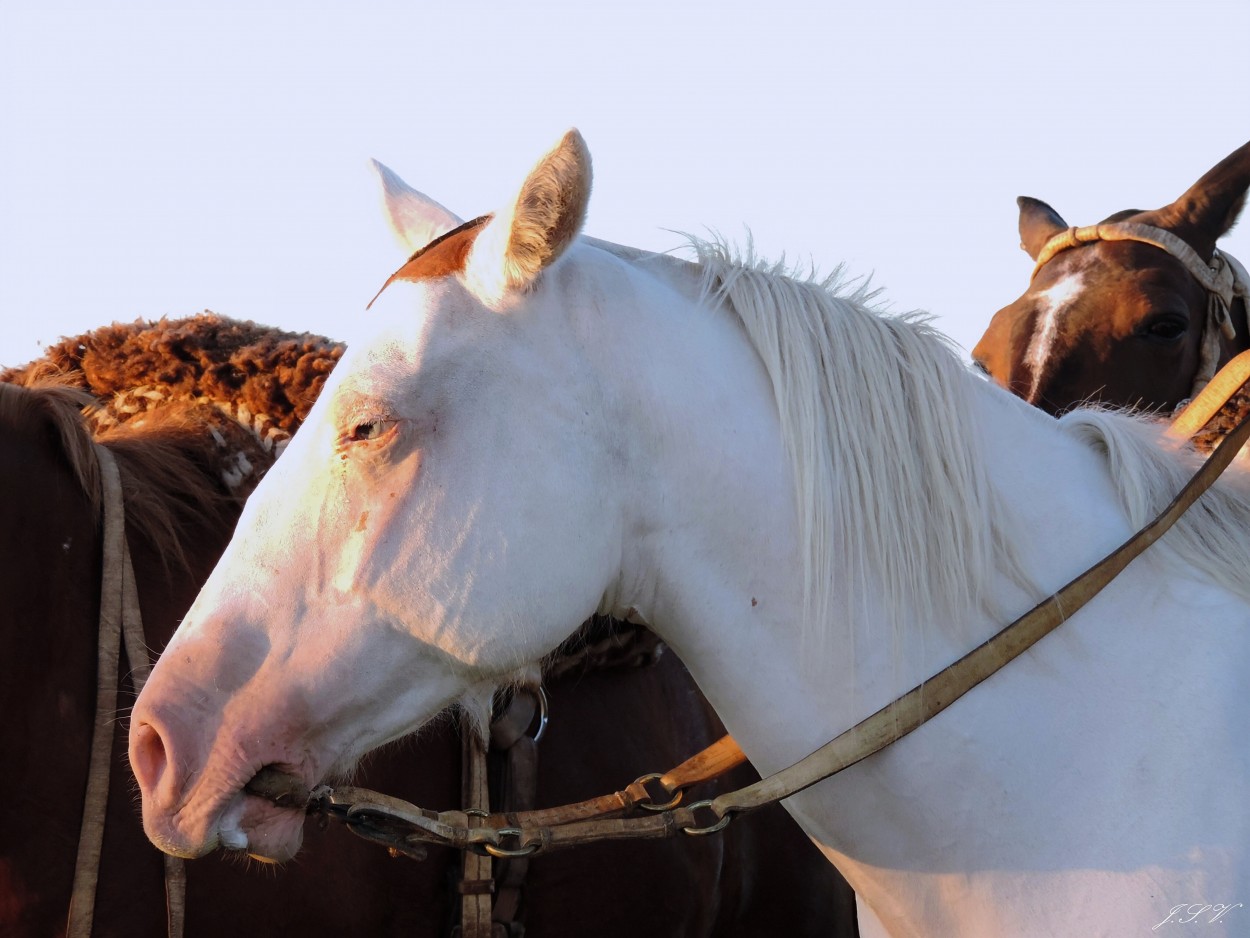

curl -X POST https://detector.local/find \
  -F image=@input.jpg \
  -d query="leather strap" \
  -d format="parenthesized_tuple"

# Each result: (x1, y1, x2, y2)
(1031, 222, 1241, 301)
(658, 733, 746, 796)
(705, 404, 1250, 822)
(458, 735, 494, 938)
(488, 727, 538, 931)
(1167, 348, 1250, 442)
(67, 445, 185, 938)
(66, 447, 127, 938)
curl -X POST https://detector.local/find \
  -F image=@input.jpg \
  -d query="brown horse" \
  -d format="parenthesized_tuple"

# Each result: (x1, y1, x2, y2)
(973, 140, 1250, 415)
(0, 314, 856, 937)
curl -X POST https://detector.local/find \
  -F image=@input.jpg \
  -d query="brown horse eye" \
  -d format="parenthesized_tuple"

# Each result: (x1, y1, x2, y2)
(1142, 317, 1187, 342)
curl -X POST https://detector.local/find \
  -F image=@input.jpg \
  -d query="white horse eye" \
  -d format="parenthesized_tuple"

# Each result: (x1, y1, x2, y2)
(347, 419, 397, 443)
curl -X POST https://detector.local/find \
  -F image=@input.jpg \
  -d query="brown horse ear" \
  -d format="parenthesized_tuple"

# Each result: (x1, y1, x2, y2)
(1017, 196, 1069, 260)
(1140, 139, 1250, 260)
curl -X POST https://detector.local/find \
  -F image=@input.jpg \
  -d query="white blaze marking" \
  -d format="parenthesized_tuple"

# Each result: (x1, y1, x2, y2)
(1022, 269, 1087, 401)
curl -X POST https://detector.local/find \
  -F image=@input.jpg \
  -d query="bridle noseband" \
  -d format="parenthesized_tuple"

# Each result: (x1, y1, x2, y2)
(1030, 221, 1250, 398)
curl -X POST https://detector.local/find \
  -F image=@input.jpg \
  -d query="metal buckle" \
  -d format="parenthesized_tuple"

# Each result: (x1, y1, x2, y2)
(681, 800, 733, 836)
(476, 827, 540, 859)
(631, 772, 683, 812)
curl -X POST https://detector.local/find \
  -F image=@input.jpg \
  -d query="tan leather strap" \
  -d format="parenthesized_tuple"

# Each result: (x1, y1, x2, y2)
(1167, 348, 1250, 442)
(1031, 222, 1239, 300)
(114, 490, 187, 938)
(455, 688, 540, 938)
(251, 726, 744, 828)
(706, 404, 1250, 821)
(66, 447, 127, 938)
(67, 445, 185, 938)
(458, 734, 494, 938)
(659, 733, 747, 794)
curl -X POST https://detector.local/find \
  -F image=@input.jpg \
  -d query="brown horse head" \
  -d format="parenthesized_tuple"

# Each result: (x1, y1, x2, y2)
(973, 140, 1250, 415)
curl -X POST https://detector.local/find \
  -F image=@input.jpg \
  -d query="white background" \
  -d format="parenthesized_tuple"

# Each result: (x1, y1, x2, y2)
(2, 0, 1247, 366)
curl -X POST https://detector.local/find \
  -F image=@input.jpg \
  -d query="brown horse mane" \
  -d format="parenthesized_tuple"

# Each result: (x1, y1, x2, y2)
(0, 372, 244, 572)
(0, 313, 346, 570)
(0, 374, 101, 508)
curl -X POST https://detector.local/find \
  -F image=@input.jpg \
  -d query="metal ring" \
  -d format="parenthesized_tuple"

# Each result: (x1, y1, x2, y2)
(483, 841, 541, 859)
(632, 772, 683, 812)
(681, 800, 733, 836)
(530, 686, 549, 743)
(463, 808, 489, 818)
(481, 827, 540, 859)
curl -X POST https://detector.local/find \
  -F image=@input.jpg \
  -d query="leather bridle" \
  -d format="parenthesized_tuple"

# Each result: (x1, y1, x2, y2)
(1030, 221, 1250, 398)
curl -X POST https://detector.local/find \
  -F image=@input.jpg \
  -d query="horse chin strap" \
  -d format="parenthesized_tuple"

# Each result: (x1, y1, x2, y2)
(1030, 222, 1250, 398)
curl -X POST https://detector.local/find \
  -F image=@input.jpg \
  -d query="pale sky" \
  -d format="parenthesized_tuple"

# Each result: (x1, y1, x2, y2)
(2, 0, 1247, 370)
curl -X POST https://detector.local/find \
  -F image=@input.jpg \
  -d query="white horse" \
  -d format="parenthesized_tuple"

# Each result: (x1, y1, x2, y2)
(130, 131, 1250, 936)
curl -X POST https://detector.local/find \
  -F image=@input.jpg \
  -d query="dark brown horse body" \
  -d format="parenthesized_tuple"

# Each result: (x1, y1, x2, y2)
(973, 140, 1250, 415)
(0, 316, 855, 937)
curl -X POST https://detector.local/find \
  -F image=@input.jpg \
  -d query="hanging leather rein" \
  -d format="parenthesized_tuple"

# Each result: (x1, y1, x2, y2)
(247, 392, 1250, 860)
(67, 445, 186, 938)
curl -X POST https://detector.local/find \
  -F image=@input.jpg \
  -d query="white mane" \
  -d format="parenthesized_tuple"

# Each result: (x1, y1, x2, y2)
(687, 235, 1250, 659)
(688, 236, 1017, 651)
(1059, 408, 1250, 602)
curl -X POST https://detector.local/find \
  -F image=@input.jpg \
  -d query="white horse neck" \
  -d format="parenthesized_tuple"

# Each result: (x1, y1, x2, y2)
(585, 239, 1250, 936)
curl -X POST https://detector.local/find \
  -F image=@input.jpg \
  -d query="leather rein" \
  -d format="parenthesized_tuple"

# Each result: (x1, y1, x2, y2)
(67, 445, 186, 938)
(249, 368, 1250, 861)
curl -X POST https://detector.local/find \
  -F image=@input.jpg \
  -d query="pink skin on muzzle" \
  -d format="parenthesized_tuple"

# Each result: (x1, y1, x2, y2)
(128, 622, 327, 862)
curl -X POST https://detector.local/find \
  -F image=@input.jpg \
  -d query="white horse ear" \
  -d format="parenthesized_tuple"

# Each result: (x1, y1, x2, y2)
(371, 159, 464, 254)
(466, 129, 593, 302)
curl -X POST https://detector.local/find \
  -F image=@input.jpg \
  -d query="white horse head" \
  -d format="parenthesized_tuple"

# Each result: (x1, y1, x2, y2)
(131, 130, 1250, 935)
(129, 131, 655, 859)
